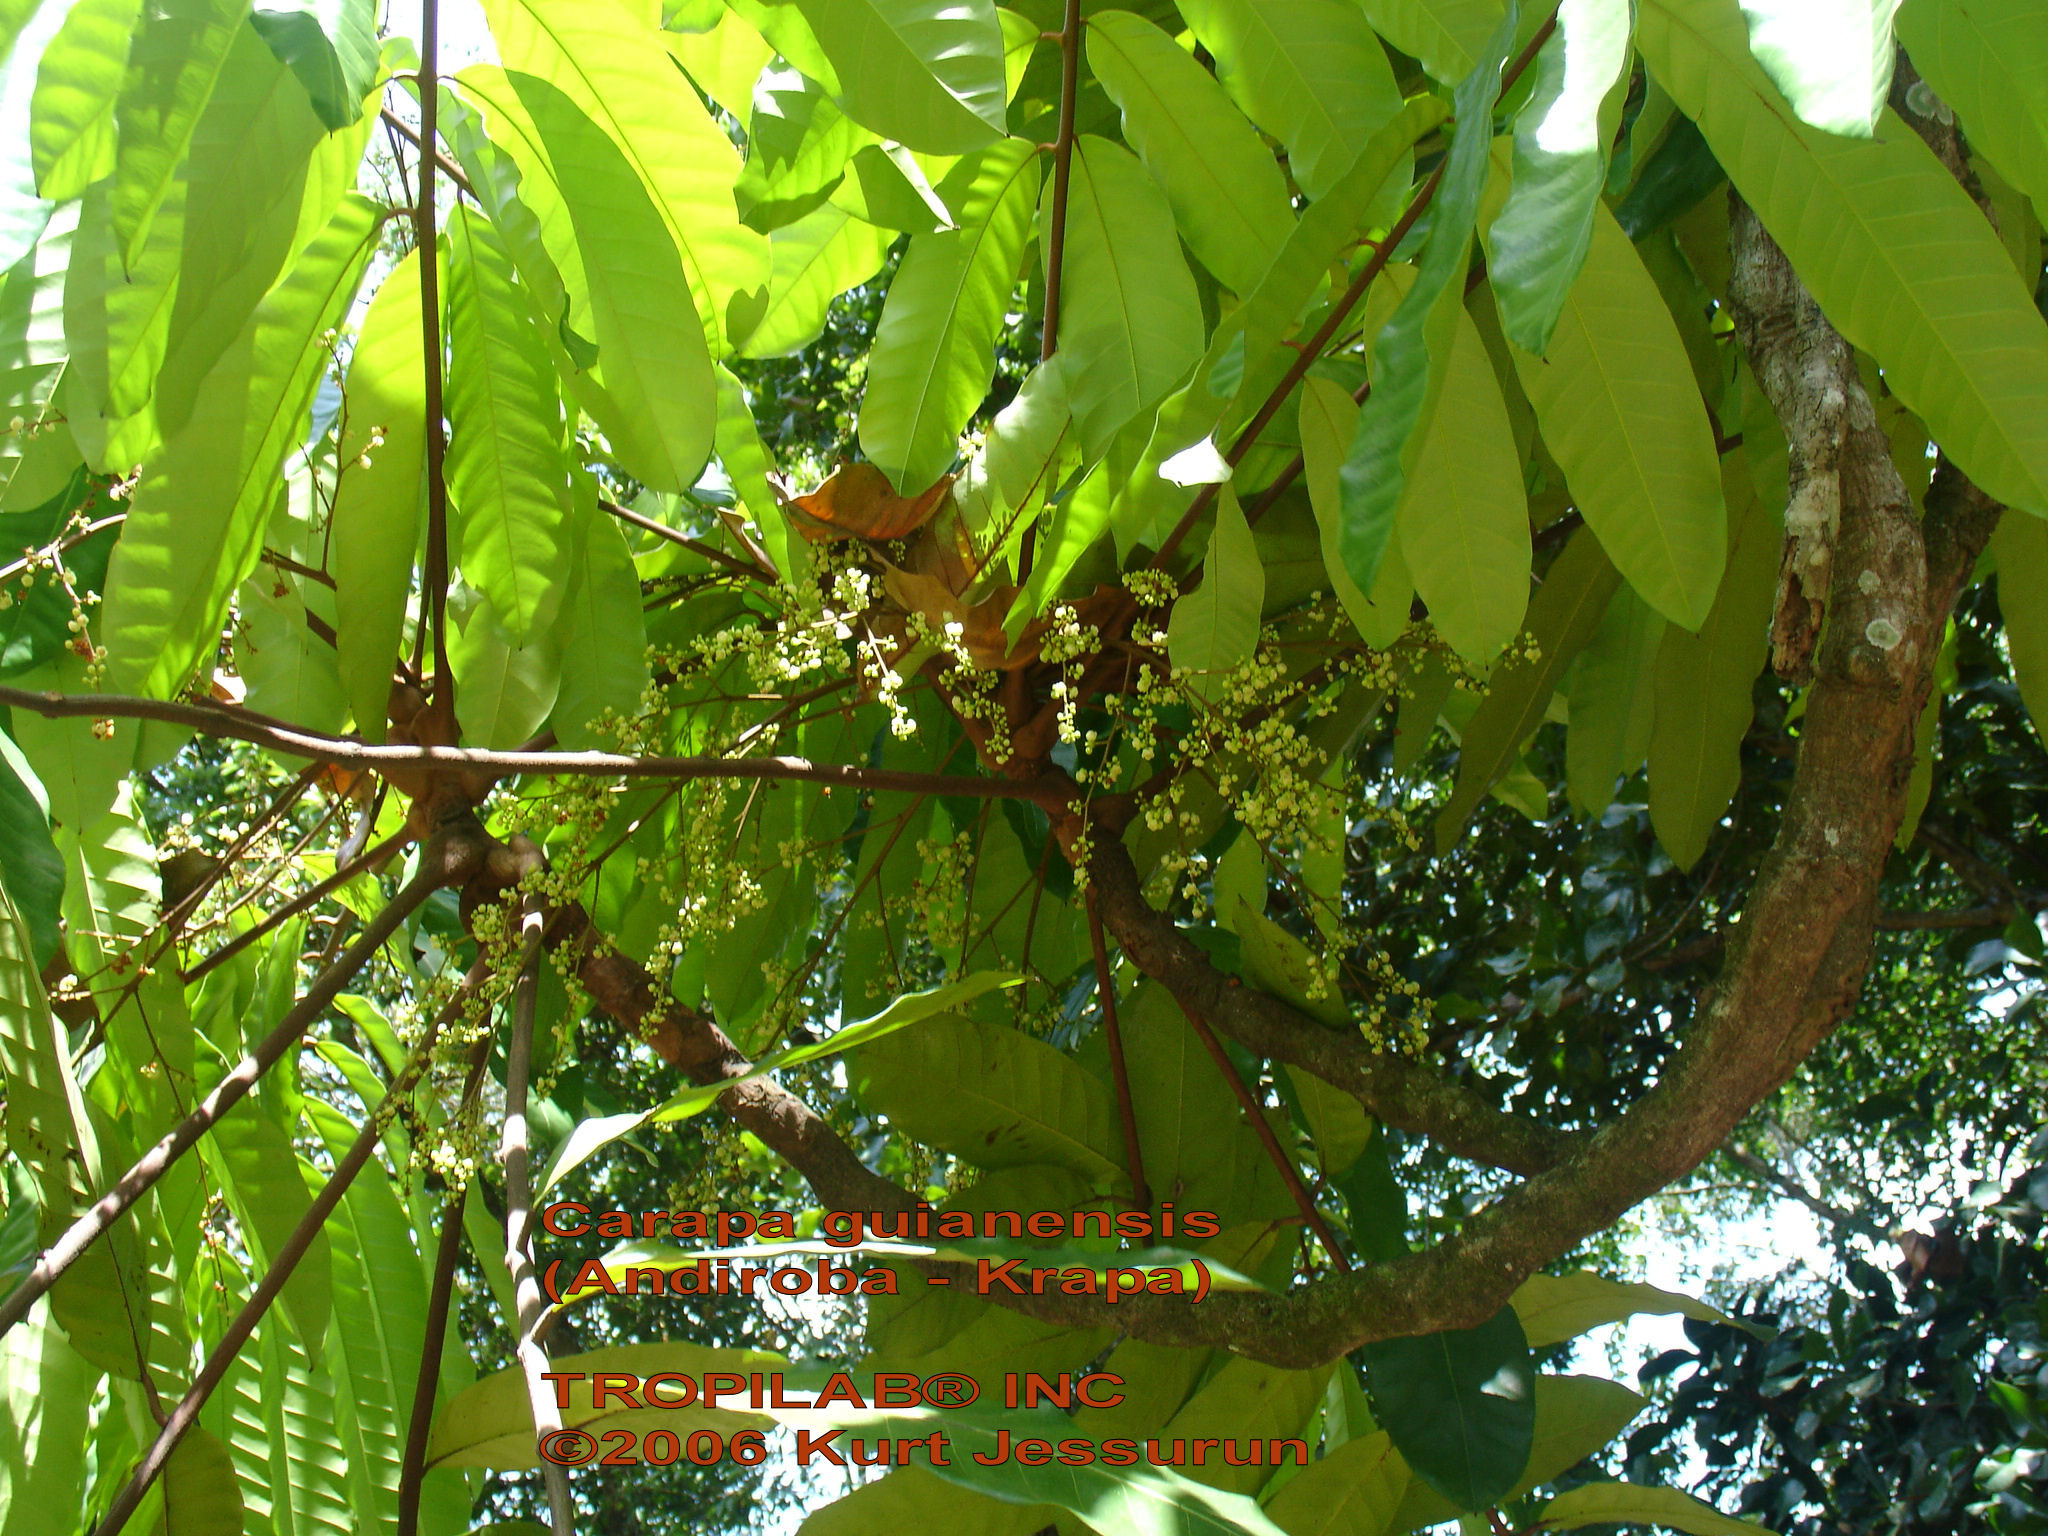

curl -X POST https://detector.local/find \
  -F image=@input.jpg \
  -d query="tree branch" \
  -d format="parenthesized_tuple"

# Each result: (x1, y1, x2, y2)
(415, 0, 452, 694)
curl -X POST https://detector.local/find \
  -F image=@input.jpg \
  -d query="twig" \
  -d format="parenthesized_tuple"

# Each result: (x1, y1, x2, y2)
(502, 900, 575, 1532)
(1086, 885, 1151, 1211)
(0, 512, 125, 584)
(86, 943, 470, 1536)
(380, 106, 475, 201)
(1175, 1000, 1350, 1271)
(598, 497, 775, 584)
(0, 841, 455, 1344)
(415, 0, 453, 695)
(184, 830, 413, 983)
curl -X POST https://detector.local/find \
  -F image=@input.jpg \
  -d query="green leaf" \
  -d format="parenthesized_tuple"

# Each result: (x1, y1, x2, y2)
(1160, 1355, 1332, 1494)
(800, 1469, 1064, 1536)
(153, 1421, 247, 1536)
(1896, 0, 2048, 211)
(109, 0, 245, 270)
(0, 467, 114, 679)
(1397, 296, 1530, 666)
(1641, 0, 2048, 515)
(1168, 483, 1264, 693)
(552, 486, 647, 750)
(1084, 9, 1293, 294)
(1535, 1482, 1776, 1534)
(0, 201, 75, 512)
(1358, 0, 1508, 84)
(856, 1012, 1127, 1185)
(1994, 513, 2048, 743)
(60, 171, 178, 474)
(736, 68, 873, 234)
(459, 64, 718, 493)
(1359, 1306, 1535, 1512)
(153, 18, 337, 439)
(1510, 1271, 1744, 1349)
(1646, 452, 1777, 870)
(250, 0, 380, 130)
(1564, 584, 1664, 815)
(1435, 525, 1619, 848)
(859, 137, 1039, 494)
(202, 1084, 331, 1350)
(1263, 1429, 1409, 1536)
(1044, 134, 1204, 454)
(1302, 377, 1410, 650)
(1386, 1374, 1648, 1531)
(29, 0, 137, 203)
(0, 875, 98, 1217)
(0, 0, 73, 274)
(482, 0, 770, 356)
(1486, 0, 1633, 352)
(1735, 0, 1901, 138)
(0, 1298, 97, 1526)
(666, 4, 772, 116)
(1234, 897, 1349, 1029)
(1340, 7, 1520, 600)
(1285, 1063, 1373, 1178)
(0, 726, 61, 970)
(788, 0, 1007, 154)
(741, 200, 897, 359)
(445, 204, 574, 644)
(330, 246, 425, 741)
(447, 587, 559, 750)
(99, 194, 380, 699)
(1177, 0, 1406, 205)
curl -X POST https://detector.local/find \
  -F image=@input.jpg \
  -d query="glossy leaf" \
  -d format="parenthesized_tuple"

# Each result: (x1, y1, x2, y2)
(249, 0, 380, 130)
(1642, 0, 2048, 515)
(98, 195, 380, 699)
(1181, 0, 1404, 208)
(1300, 375, 1410, 649)
(1436, 525, 1619, 848)
(1736, 0, 1901, 138)
(1340, 8, 1521, 600)
(1535, 1481, 1775, 1533)
(859, 137, 1039, 494)
(329, 246, 425, 742)
(459, 64, 718, 493)
(1896, 0, 2048, 211)
(1509, 208, 1727, 629)
(28, 0, 137, 203)
(445, 204, 574, 644)
(1168, 484, 1264, 693)
(1511, 1271, 1743, 1349)
(482, 0, 769, 356)
(1358, 0, 1508, 83)
(1045, 134, 1205, 455)
(1487, 0, 1633, 352)
(1359, 1307, 1535, 1512)
(1085, 9, 1293, 293)
(1647, 453, 1779, 870)
(1263, 1429, 1409, 1536)
(788, 0, 1007, 154)
(742, 201, 896, 359)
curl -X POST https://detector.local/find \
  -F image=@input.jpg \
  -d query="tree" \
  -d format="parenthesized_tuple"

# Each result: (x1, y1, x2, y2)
(0, 0, 2044, 1532)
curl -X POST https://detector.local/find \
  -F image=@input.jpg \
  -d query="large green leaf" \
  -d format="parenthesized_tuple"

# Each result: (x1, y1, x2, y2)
(152, 18, 336, 438)
(1896, 0, 2048, 211)
(154, 1421, 248, 1535)
(1168, 483, 1264, 694)
(741, 200, 896, 359)
(202, 1084, 330, 1351)
(1436, 525, 1619, 847)
(1735, 0, 1901, 138)
(1994, 513, 2048, 742)
(859, 137, 1039, 494)
(1044, 134, 1204, 455)
(28, 0, 137, 203)
(0, 1300, 97, 1527)
(1263, 1429, 1409, 1536)
(0, 876, 98, 1215)
(1359, 1307, 1535, 1512)
(736, 67, 873, 233)
(447, 587, 559, 750)
(1176, 0, 1405, 204)
(459, 64, 718, 494)
(1358, 0, 1507, 83)
(329, 245, 424, 741)
(1340, 7, 1520, 600)
(0, 0, 71, 273)
(1486, 0, 1633, 352)
(1299, 375, 1410, 649)
(60, 170, 179, 474)
(1647, 452, 1778, 870)
(0, 725, 62, 969)
(1510, 1271, 1742, 1349)
(1536, 1482, 1775, 1533)
(1509, 209, 1726, 629)
(0, 199, 74, 511)
(1085, 9, 1292, 293)
(552, 485, 647, 750)
(788, 0, 1007, 154)
(216, 1321, 354, 1536)
(1159, 1356, 1331, 1495)
(857, 1013, 1126, 1185)
(108, 0, 244, 269)
(98, 195, 379, 698)
(249, 0, 380, 130)
(1397, 297, 1530, 665)
(445, 204, 573, 644)
(1563, 583, 1664, 815)
(801, 1469, 1063, 1536)
(1641, 0, 2048, 515)
(482, 0, 769, 355)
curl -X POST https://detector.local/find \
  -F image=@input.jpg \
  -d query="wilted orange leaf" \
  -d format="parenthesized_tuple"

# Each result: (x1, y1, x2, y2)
(785, 462, 954, 543)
